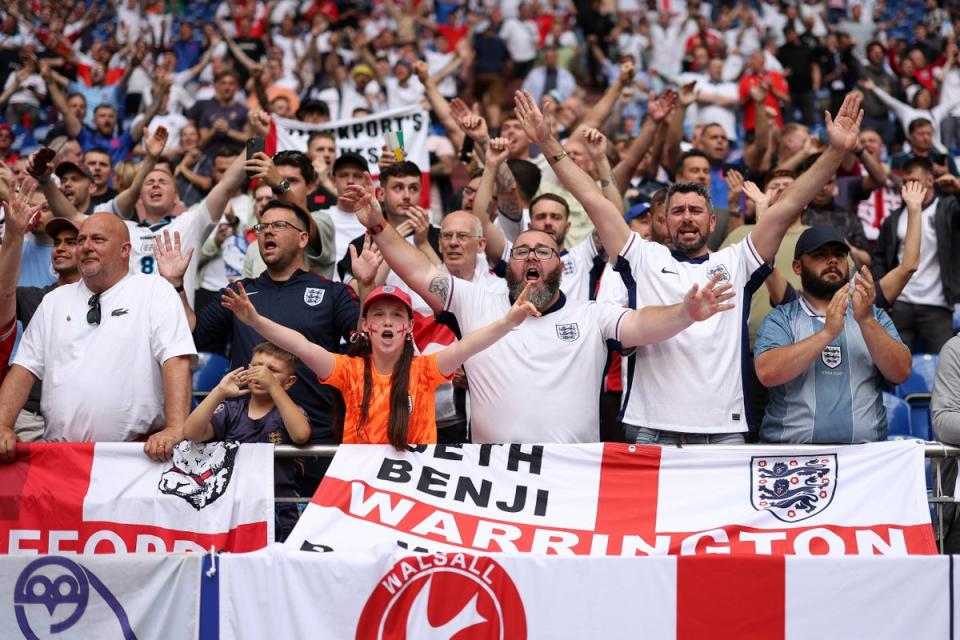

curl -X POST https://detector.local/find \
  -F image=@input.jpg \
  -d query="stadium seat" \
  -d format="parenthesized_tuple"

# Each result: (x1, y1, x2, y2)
(883, 393, 912, 438)
(895, 354, 937, 441)
(954, 304, 960, 333)
(192, 352, 230, 406)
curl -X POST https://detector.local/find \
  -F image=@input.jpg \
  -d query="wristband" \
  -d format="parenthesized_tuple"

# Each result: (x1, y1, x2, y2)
(174, 284, 185, 293)
(367, 221, 387, 235)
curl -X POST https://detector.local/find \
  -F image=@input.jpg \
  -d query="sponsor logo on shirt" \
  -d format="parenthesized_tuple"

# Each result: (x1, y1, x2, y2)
(751, 454, 837, 523)
(303, 287, 325, 307)
(555, 322, 580, 343)
(821, 345, 842, 369)
(111, 308, 129, 317)
(660, 266, 678, 275)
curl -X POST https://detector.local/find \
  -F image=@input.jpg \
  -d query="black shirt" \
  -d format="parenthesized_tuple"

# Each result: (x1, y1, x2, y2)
(193, 269, 360, 443)
(337, 225, 442, 282)
(778, 42, 815, 92)
(16, 284, 57, 413)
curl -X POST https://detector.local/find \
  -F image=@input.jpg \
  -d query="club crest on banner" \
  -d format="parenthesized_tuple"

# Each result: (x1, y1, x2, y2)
(555, 323, 580, 343)
(14, 557, 135, 639)
(355, 554, 527, 640)
(304, 287, 325, 307)
(751, 454, 837, 523)
(821, 345, 842, 369)
(158, 441, 240, 510)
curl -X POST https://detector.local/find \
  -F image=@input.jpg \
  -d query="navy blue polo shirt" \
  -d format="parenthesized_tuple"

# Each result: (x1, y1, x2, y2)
(193, 269, 360, 443)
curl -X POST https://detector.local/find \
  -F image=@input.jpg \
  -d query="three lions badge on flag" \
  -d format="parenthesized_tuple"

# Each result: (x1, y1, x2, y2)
(0, 442, 274, 554)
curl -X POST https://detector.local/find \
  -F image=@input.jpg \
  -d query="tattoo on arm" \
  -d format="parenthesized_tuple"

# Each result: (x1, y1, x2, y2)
(428, 275, 450, 306)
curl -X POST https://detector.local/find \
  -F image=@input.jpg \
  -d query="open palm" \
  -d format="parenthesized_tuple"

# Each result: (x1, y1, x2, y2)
(826, 92, 864, 152)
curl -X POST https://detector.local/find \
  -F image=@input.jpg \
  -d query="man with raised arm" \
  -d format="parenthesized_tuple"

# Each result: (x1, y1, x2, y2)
(513, 90, 865, 443)
(341, 174, 735, 444)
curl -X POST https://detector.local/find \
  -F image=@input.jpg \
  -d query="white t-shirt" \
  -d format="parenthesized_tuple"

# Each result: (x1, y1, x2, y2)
(443, 276, 629, 443)
(897, 198, 948, 309)
(124, 201, 217, 306)
(325, 204, 368, 273)
(616, 231, 767, 433)
(425, 49, 458, 98)
(499, 18, 539, 63)
(385, 75, 425, 111)
(694, 79, 739, 141)
(14, 274, 197, 442)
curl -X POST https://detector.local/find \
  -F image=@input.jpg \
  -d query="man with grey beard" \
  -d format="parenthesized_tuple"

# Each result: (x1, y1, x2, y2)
(341, 174, 736, 444)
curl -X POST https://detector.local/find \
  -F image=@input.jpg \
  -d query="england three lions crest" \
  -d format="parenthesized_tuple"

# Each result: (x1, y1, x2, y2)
(706, 264, 731, 285)
(751, 454, 837, 523)
(304, 287, 325, 306)
(556, 322, 580, 342)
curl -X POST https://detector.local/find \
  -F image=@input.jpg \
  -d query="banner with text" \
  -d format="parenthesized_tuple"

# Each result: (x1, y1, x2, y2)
(220, 546, 957, 639)
(268, 105, 430, 175)
(286, 441, 936, 556)
(0, 553, 202, 639)
(0, 442, 274, 554)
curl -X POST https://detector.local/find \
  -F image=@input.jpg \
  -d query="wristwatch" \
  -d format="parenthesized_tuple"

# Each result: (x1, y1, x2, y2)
(368, 221, 387, 235)
(272, 178, 291, 195)
(549, 149, 568, 163)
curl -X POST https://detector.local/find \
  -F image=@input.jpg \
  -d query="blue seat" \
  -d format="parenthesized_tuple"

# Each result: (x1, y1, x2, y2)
(192, 352, 230, 402)
(883, 392, 912, 438)
(953, 304, 960, 333)
(895, 353, 937, 441)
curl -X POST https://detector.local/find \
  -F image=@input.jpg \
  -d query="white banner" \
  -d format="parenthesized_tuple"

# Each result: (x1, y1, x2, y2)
(269, 105, 430, 174)
(219, 546, 956, 639)
(0, 553, 201, 639)
(285, 441, 937, 556)
(1, 442, 274, 554)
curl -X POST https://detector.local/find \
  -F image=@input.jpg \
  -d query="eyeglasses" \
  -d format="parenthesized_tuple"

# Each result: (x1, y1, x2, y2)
(462, 186, 477, 196)
(509, 245, 557, 261)
(253, 221, 305, 234)
(440, 231, 480, 242)
(87, 293, 101, 325)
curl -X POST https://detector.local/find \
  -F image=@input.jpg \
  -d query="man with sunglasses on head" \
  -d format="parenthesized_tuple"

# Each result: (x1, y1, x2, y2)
(0, 211, 196, 464)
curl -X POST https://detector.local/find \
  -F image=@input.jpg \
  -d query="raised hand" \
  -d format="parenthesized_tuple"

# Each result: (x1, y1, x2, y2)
(485, 136, 510, 167)
(505, 283, 542, 327)
(338, 172, 384, 228)
(406, 206, 432, 246)
(349, 233, 383, 286)
(248, 109, 272, 137)
(221, 282, 261, 326)
(513, 90, 553, 146)
(154, 229, 195, 286)
(742, 180, 768, 208)
(749, 80, 768, 103)
(683, 272, 736, 322)
(824, 284, 849, 339)
(216, 367, 250, 398)
(412, 59, 429, 83)
(901, 180, 927, 208)
(678, 81, 697, 107)
(725, 168, 745, 196)
(25, 148, 54, 184)
(451, 98, 489, 142)
(580, 127, 608, 164)
(245, 152, 282, 188)
(647, 89, 678, 123)
(3, 187, 42, 237)
(144, 125, 169, 159)
(618, 60, 636, 85)
(825, 92, 864, 153)
(851, 265, 875, 323)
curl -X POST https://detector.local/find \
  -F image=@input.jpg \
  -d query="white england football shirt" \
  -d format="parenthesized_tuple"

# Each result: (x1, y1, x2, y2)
(444, 276, 629, 443)
(616, 232, 769, 433)
(124, 201, 216, 306)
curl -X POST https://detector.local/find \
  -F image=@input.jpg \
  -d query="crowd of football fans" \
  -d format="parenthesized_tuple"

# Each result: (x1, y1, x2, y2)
(1, 0, 960, 548)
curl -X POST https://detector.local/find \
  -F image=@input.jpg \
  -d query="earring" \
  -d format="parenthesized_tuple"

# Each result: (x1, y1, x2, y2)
(405, 331, 413, 342)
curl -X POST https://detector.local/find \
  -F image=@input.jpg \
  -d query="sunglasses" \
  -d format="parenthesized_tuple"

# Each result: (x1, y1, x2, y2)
(87, 294, 101, 325)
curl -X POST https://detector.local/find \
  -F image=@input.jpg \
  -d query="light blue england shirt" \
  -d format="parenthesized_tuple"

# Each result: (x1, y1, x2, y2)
(755, 294, 903, 444)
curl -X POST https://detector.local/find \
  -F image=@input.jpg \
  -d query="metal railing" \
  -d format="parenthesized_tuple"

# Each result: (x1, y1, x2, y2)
(273, 441, 960, 553)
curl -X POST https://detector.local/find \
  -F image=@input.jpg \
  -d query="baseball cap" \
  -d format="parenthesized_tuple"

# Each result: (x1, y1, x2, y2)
(351, 64, 375, 79)
(55, 161, 93, 181)
(794, 225, 850, 259)
(45, 217, 79, 240)
(625, 202, 651, 223)
(332, 152, 369, 175)
(362, 285, 414, 317)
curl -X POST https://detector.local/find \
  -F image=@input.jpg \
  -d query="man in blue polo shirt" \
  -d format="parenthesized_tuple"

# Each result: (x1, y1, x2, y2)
(754, 226, 912, 443)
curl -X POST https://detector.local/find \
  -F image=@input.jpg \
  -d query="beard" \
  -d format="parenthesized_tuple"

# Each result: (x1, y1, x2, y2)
(506, 263, 562, 311)
(800, 262, 848, 300)
(671, 224, 708, 255)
